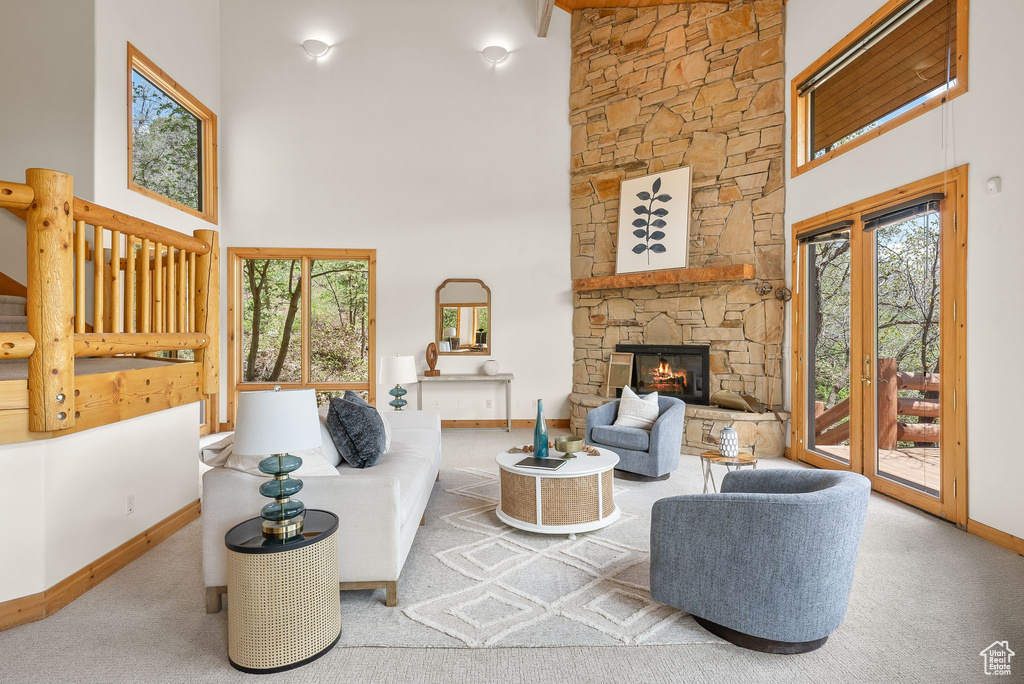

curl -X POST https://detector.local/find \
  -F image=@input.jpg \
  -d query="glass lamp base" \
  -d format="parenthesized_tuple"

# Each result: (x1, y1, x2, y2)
(262, 514, 305, 539)
(389, 384, 408, 411)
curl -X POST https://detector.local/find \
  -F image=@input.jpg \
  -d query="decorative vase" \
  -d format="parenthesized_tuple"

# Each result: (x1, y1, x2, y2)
(534, 400, 549, 459)
(720, 425, 739, 459)
(482, 360, 499, 376)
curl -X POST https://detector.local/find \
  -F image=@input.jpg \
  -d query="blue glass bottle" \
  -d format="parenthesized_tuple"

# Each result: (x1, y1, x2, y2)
(534, 399, 549, 458)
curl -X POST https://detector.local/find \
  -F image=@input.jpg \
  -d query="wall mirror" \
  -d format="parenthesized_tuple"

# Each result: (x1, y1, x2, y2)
(436, 279, 490, 355)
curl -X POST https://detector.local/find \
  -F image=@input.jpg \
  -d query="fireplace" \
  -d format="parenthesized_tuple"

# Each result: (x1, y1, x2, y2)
(615, 344, 710, 405)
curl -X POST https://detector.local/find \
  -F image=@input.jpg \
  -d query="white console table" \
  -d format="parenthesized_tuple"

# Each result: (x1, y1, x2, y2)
(417, 373, 514, 431)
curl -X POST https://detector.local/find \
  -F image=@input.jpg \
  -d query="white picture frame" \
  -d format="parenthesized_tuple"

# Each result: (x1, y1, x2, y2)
(615, 166, 692, 275)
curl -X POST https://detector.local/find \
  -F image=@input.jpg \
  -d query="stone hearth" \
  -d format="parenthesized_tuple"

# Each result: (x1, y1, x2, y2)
(568, 1, 787, 437)
(571, 392, 788, 458)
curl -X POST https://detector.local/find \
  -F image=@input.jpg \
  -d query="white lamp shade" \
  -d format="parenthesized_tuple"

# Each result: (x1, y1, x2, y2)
(443, 327, 458, 339)
(380, 355, 418, 386)
(233, 389, 322, 456)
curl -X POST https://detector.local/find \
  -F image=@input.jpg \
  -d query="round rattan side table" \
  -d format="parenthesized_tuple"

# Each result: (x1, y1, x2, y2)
(496, 447, 620, 540)
(700, 450, 757, 493)
(225, 509, 341, 674)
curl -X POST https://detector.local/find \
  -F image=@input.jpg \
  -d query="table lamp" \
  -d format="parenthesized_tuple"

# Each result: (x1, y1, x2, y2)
(234, 388, 321, 539)
(443, 326, 459, 350)
(380, 355, 418, 410)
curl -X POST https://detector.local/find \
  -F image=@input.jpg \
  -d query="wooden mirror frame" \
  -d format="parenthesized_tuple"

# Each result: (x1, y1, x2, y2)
(435, 278, 491, 356)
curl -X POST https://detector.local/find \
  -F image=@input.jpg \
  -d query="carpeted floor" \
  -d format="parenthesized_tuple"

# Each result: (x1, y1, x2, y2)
(1, 428, 1022, 683)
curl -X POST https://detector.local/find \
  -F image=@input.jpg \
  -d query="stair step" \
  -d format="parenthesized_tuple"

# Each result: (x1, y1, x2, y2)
(0, 315, 28, 333)
(0, 294, 27, 316)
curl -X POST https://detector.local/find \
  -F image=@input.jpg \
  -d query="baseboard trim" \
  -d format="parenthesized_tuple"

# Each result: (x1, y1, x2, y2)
(967, 518, 1024, 557)
(442, 419, 570, 429)
(0, 498, 201, 632)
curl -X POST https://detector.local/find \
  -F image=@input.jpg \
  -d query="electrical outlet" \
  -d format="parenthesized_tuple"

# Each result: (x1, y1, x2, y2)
(126, 494, 135, 516)
(517, 399, 522, 409)
(486, 400, 493, 409)
(433, 400, 441, 410)
(457, 400, 465, 409)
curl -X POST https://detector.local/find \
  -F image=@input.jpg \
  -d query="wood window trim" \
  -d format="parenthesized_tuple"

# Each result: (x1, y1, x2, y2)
(127, 43, 219, 224)
(789, 164, 968, 525)
(789, 0, 969, 178)
(225, 247, 377, 429)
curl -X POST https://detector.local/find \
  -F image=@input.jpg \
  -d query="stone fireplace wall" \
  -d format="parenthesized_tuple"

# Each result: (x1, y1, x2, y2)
(568, 1, 786, 435)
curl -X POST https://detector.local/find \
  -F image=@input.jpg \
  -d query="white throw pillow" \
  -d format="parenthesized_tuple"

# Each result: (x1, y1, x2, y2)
(378, 407, 393, 453)
(614, 386, 660, 430)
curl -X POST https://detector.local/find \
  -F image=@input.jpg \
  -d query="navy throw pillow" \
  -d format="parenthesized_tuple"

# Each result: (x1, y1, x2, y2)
(325, 391, 387, 468)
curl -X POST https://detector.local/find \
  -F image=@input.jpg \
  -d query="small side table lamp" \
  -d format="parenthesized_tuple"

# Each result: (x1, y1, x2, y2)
(380, 355, 418, 411)
(233, 388, 322, 539)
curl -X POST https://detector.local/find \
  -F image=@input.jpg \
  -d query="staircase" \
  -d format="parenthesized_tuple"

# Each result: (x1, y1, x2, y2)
(0, 294, 27, 332)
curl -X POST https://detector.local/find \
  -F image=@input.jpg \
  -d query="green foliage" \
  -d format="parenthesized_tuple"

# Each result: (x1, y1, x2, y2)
(242, 258, 369, 385)
(441, 308, 458, 331)
(131, 71, 201, 210)
(809, 212, 942, 446)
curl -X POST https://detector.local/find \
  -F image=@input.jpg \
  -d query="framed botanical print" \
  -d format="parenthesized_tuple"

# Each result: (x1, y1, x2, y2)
(615, 167, 692, 275)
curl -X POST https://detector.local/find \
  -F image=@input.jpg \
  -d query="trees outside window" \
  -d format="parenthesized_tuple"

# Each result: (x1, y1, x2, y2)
(228, 249, 376, 423)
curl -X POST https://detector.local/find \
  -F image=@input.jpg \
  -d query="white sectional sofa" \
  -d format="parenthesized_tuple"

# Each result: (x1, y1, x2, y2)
(201, 410, 441, 610)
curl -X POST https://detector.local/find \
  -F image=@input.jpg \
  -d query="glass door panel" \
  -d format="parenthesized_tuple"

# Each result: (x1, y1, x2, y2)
(871, 204, 942, 498)
(804, 232, 853, 466)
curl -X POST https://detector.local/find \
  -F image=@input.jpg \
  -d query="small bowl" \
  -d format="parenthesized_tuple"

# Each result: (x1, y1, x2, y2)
(554, 436, 583, 458)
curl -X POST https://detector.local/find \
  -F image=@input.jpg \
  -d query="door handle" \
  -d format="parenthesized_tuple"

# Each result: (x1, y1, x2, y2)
(861, 354, 872, 385)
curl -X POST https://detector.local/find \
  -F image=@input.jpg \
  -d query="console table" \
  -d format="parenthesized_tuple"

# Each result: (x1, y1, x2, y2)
(417, 373, 514, 431)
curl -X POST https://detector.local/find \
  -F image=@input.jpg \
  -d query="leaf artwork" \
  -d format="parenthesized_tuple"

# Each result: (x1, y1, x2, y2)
(630, 177, 672, 264)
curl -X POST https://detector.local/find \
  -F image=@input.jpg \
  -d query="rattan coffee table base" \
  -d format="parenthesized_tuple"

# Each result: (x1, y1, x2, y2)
(496, 450, 620, 539)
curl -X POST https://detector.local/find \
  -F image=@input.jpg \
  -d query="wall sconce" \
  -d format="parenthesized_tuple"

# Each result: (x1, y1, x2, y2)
(303, 39, 331, 58)
(482, 45, 510, 64)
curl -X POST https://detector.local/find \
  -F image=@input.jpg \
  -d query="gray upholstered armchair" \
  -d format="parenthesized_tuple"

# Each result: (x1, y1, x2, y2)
(649, 469, 871, 653)
(584, 395, 685, 479)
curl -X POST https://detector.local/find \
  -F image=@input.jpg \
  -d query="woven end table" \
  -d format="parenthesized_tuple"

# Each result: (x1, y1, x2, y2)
(700, 450, 757, 493)
(495, 447, 620, 540)
(225, 509, 341, 673)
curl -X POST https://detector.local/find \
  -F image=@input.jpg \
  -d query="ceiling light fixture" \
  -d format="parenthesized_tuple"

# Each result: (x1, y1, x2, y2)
(303, 39, 331, 58)
(482, 45, 510, 64)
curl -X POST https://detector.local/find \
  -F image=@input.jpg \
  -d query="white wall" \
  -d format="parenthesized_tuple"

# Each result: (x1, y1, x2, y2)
(92, 0, 221, 237)
(0, 404, 200, 603)
(0, 0, 95, 285)
(218, 0, 573, 420)
(786, 0, 1024, 538)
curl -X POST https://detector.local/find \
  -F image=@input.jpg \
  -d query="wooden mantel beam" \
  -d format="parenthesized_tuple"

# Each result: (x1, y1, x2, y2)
(573, 264, 755, 292)
(555, 0, 729, 11)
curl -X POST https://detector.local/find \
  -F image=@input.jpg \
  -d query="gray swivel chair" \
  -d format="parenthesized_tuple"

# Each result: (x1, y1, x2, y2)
(584, 395, 685, 479)
(650, 469, 871, 653)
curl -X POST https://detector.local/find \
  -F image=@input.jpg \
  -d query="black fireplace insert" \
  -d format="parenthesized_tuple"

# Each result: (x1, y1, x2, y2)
(615, 344, 710, 405)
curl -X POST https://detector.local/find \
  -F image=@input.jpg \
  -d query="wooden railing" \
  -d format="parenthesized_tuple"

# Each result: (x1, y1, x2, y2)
(0, 168, 219, 433)
(813, 357, 940, 449)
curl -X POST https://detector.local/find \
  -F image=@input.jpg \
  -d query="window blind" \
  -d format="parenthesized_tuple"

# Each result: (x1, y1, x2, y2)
(796, 220, 854, 244)
(803, 0, 957, 154)
(862, 193, 944, 230)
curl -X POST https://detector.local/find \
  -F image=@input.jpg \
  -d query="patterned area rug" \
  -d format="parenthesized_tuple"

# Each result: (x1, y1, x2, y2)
(331, 430, 722, 648)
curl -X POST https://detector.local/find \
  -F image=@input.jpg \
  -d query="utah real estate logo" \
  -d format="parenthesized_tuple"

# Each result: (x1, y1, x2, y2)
(980, 641, 1015, 676)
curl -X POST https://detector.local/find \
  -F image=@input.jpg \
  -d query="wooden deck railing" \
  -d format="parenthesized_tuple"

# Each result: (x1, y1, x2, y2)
(0, 168, 218, 433)
(813, 357, 940, 449)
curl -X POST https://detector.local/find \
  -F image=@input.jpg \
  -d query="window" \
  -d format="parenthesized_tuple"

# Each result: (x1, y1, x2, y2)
(790, 166, 967, 523)
(227, 249, 376, 424)
(128, 43, 218, 222)
(790, 0, 967, 175)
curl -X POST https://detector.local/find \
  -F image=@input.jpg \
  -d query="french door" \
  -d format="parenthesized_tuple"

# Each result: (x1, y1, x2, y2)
(791, 167, 967, 525)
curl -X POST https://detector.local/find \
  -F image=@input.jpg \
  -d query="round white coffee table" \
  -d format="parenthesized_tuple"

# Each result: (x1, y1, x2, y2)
(495, 447, 620, 539)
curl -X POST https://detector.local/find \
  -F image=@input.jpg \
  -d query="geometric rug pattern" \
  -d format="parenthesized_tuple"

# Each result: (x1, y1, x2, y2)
(402, 466, 717, 647)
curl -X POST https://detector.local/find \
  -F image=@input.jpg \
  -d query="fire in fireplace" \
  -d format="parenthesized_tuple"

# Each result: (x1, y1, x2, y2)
(615, 344, 710, 405)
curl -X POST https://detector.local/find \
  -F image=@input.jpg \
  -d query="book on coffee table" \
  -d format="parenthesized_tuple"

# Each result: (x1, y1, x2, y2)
(515, 457, 567, 471)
